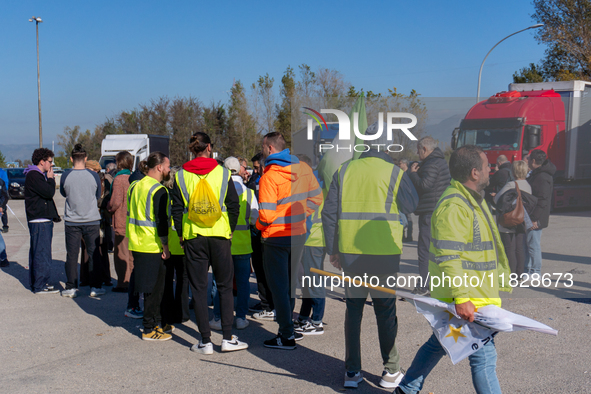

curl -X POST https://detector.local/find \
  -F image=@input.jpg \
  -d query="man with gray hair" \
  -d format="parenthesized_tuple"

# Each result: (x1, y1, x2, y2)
(408, 136, 450, 296)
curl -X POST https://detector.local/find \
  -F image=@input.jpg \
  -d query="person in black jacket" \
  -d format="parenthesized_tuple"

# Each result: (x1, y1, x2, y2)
(24, 148, 60, 294)
(0, 177, 9, 267)
(525, 149, 556, 275)
(408, 137, 451, 295)
(485, 155, 512, 205)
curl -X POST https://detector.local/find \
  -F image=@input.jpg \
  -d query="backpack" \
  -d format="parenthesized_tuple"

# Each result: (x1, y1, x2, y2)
(187, 174, 222, 227)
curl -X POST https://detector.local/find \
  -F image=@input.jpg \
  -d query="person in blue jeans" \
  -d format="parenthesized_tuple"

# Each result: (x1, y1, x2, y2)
(24, 148, 61, 294)
(396, 334, 501, 394)
(211, 158, 259, 330)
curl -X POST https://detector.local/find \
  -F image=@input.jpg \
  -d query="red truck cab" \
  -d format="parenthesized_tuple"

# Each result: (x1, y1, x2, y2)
(453, 81, 591, 209)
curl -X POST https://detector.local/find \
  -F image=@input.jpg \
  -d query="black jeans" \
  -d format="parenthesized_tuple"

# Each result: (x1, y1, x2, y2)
(132, 252, 166, 331)
(500, 232, 526, 276)
(185, 236, 234, 341)
(417, 214, 432, 290)
(161, 254, 190, 325)
(65, 224, 101, 289)
(1, 205, 7, 227)
(263, 242, 304, 339)
(251, 231, 274, 311)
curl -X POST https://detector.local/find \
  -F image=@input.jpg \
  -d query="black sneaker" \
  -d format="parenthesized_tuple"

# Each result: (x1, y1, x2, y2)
(248, 302, 264, 313)
(293, 319, 307, 333)
(35, 286, 60, 295)
(294, 332, 304, 341)
(0, 259, 8, 268)
(2, 226, 8, 233)
(300, 321, 324, 335)
(264, 334, 296, 350)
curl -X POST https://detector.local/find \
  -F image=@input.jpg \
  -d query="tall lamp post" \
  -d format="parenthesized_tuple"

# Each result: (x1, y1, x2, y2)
(29, 16, 43, 148)
(477, 23, 543, 102)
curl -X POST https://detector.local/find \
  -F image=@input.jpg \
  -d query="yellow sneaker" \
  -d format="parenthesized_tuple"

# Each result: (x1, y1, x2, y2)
(162, 324, 175, 334)
(142, 327, 172, 341)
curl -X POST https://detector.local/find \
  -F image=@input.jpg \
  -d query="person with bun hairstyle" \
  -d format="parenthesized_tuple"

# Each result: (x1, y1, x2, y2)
(171, 131, 248, 353)
(126, 151, 173, 341)
(59, 144, 104, 298)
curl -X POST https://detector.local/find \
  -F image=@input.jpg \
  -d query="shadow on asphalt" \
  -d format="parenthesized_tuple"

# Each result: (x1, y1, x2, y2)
(542, 252, 591, 265)
(195, 318, 386, 392)
(1, 258, 66, 292)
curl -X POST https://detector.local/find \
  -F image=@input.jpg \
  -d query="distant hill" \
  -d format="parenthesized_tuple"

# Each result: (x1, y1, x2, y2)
(0, 144, 53, 163)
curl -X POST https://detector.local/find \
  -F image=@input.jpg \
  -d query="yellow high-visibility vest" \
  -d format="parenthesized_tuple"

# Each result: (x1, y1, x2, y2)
(175, 166, 232, 239)
(126, 176, 168, 253)
(337, 157, 404, 255)
(231, 184, 255, 255)
(429, 179, 512, 308)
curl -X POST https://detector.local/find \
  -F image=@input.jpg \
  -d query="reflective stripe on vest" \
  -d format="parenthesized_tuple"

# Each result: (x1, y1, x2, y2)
(127, 177, 167, 253)
(431, 193, 494, 252)
(128, 182, 161, 228)
(337, 157, 403, 255)
(428, 180, 509, 308)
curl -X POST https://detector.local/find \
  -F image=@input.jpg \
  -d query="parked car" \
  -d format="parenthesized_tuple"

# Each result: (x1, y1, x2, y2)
(6, 168, 26, 199)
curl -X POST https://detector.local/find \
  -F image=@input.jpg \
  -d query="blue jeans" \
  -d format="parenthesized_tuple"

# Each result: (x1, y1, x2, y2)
(0, 231, 7, 261)
(398, 333, 501, 394)
(525, 229, 542, 275)
(28, 221, 54, 293)
(299, 246, 326, 323)
(213, 254, 252, 319)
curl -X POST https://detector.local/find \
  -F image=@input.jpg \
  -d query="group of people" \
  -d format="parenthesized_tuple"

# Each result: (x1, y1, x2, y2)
(14, 124, 556, 393)
(486, 150, 555, 278)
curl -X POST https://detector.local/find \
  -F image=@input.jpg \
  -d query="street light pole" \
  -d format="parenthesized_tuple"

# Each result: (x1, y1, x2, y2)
(476, 23, 543, 102)
(29, 16, 43, 148)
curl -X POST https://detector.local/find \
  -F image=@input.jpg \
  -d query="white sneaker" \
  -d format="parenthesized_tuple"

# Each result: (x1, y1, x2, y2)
(191, 341, 213, 355)
(90, 287, 106, 297)
(209, 318, 222, 331)
(344, 371, 363, 388)
(378, 369, 404, 388)
(252, 309, 276, 320)
(236, 317, 249, 330)
(221, 335, 248, 352)
(61, 289, 78, 298)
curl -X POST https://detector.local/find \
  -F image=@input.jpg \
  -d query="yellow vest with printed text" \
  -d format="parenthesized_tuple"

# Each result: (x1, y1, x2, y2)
(175, 166, 232, 240)
(429, 179, 512, 308)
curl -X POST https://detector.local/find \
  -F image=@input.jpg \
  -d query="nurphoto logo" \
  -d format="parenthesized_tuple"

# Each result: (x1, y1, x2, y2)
(303, 107, 419, 153)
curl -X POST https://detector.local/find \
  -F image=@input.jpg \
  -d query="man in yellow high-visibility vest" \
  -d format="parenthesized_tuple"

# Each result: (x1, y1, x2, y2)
(126, 152, 172, 341)
(395, 145, 512, 394)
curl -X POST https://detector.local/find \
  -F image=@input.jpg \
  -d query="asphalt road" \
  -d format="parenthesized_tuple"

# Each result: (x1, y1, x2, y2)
(1, 195, 590, 393)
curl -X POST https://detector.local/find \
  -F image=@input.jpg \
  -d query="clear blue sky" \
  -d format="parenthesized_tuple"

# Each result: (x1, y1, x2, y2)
(0, 0, 546, 146)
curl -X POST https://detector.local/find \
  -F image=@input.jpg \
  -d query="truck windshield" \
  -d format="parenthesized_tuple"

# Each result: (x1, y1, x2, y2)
(99, 156, 116, 170)
(457, 128, 521, 151)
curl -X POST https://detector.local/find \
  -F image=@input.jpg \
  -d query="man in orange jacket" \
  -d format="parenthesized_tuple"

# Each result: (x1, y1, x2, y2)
(256, 132, 322, 350)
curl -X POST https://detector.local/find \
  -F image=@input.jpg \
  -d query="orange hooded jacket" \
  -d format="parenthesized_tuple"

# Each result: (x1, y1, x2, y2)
(255, 150, 322, 239)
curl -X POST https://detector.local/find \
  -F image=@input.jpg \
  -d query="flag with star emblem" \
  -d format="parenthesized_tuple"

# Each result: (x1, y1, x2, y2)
(405, 294, 558, 364)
